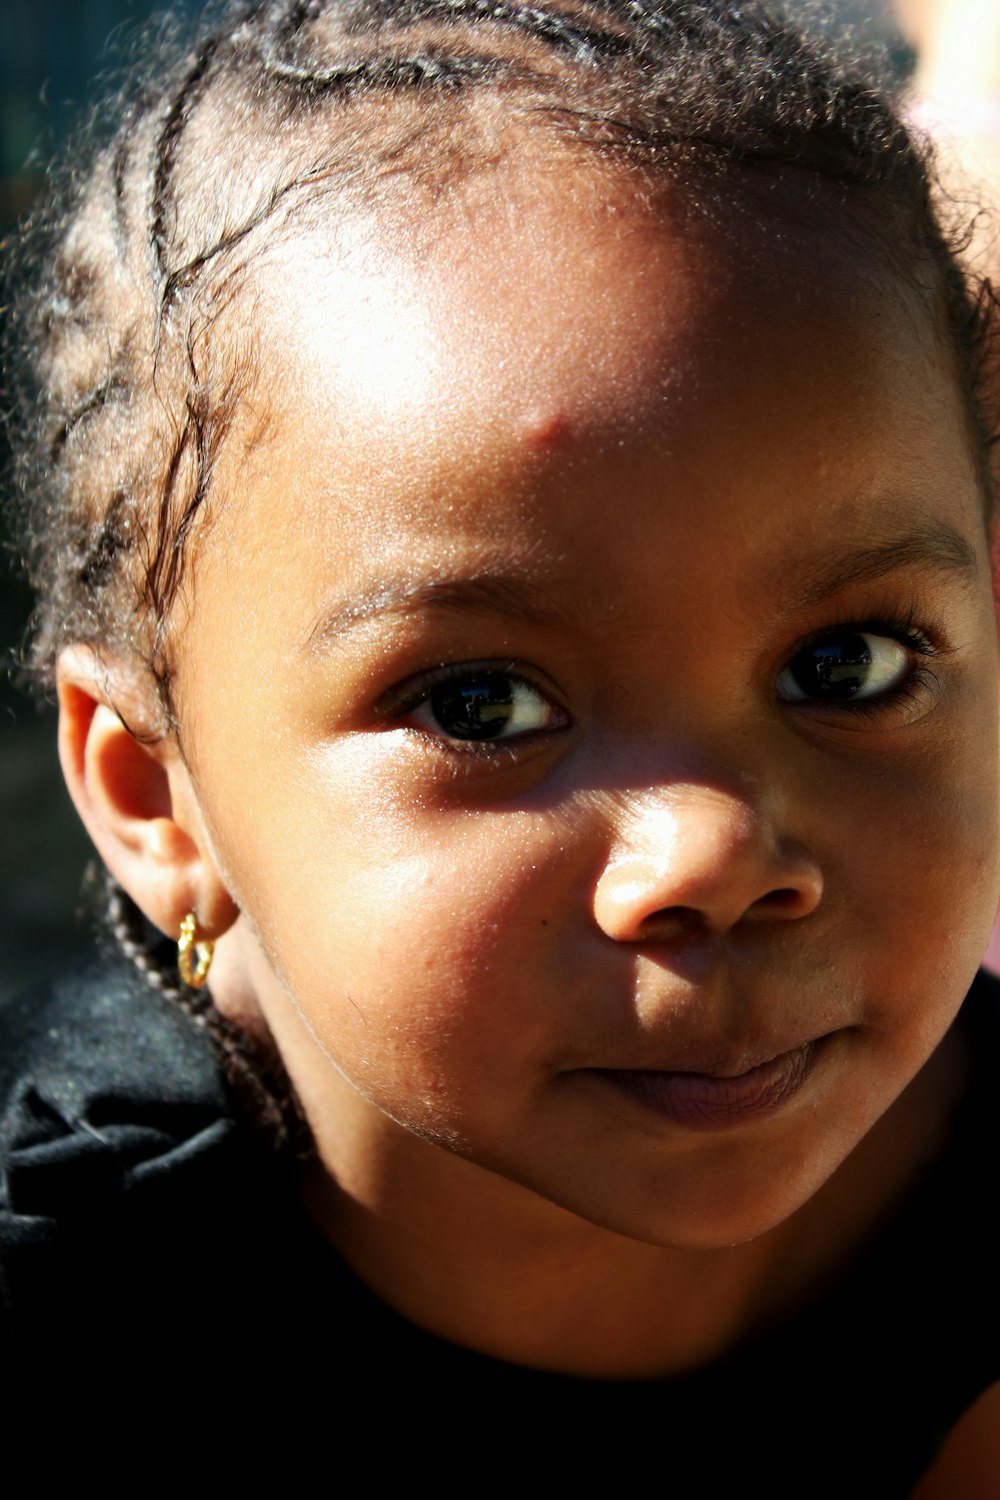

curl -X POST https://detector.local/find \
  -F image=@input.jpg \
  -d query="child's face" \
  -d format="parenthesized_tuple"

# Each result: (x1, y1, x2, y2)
(175, 162, 1000, 1248)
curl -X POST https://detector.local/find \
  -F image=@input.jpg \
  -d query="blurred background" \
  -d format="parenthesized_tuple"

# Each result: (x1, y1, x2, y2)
(0, 1, 200, 1000)
(0, 1, 919, 1002)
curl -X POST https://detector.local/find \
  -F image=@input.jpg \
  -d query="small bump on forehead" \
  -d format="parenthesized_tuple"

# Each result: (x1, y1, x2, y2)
(519, 409, 573, 449)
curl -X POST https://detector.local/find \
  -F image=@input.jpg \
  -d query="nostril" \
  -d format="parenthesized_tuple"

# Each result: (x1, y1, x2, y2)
(642, 889, 812, 939)
(642, 889, 808, 937)
(592, 824, 823, 942)
(640, 906, 705, 939)
(753, 887, 810, 916)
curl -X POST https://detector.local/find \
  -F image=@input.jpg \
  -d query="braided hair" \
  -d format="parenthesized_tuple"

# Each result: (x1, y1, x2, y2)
(4, 0, 994, 1144)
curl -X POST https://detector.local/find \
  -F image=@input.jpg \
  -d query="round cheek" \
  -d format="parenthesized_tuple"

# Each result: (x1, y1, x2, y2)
(814, 705, 1000, 1055)
(209, 745, 587, 1133)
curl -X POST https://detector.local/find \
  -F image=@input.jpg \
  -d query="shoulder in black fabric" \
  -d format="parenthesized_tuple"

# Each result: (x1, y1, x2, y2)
(0, 955, 235, 1220)
(0, 952, 307, 1366)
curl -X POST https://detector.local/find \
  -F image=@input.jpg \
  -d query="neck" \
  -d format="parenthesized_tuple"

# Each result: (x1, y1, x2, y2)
(301, 1119, 787, 1378)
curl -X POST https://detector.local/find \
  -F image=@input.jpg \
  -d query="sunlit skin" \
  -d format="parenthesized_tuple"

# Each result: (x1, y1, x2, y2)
(88, 154, 1000, 1376)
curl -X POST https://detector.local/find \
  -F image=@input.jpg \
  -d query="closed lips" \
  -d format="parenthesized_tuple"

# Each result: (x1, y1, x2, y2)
(592, 1040, 822, 1130)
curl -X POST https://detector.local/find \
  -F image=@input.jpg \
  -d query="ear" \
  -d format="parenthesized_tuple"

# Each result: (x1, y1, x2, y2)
(56, 646, 239, 943)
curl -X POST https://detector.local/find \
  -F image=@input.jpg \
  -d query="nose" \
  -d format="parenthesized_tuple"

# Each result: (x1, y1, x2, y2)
(592, 788, 823, 943)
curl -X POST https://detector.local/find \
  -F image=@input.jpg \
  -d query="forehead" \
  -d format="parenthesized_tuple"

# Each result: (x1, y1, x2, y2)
(259, 159, 920, 417)
(194, 158, 981, 648)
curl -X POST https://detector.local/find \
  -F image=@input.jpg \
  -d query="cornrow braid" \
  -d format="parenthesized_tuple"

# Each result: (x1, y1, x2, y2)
(326, 0, 636, 61)
(151, 34, 225, 278)
(96, 867, 312, 1157)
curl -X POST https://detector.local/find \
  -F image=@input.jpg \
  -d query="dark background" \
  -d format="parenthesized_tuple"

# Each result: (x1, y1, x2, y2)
(0, 0, 905, 1003)
(1, 1, 198, 1001)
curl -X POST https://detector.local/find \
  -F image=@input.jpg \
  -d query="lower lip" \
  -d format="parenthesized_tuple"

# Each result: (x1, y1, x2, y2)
(593, 1042, 821, 1132)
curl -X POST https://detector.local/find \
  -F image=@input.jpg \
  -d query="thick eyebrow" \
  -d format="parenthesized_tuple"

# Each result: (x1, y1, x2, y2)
(790, 522, 979, 608)
(304, 572, 572, 653)
(305, 523, 981, 652)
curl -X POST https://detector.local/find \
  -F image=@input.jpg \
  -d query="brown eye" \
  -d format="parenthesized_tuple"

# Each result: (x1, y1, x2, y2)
(409, 670, 560, 741)
(777, 632, 909, 704)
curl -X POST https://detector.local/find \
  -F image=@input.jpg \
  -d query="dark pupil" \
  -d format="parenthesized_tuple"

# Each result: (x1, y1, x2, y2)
(790, 634, 871, 699)
(430, 673, 516, 739)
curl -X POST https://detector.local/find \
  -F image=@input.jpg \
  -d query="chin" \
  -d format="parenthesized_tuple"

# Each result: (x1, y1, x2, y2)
(520, 1160, 829, 1254)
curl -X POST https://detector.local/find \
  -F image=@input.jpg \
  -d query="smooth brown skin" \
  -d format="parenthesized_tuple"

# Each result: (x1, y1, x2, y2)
(58, 161, 1000, 1478)
(909, 1382, 1000, 1498)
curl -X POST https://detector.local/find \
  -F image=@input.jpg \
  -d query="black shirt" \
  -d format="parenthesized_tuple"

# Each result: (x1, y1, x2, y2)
(2, 956, 998, 1491)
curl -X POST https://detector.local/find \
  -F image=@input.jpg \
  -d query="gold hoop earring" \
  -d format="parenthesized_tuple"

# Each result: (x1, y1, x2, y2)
(178, 912, 215, 989)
